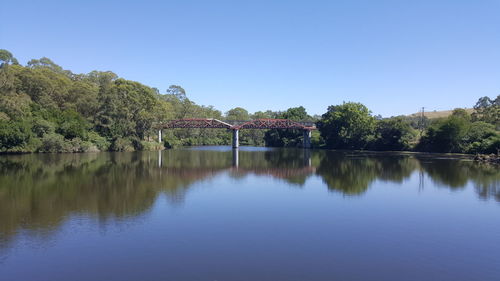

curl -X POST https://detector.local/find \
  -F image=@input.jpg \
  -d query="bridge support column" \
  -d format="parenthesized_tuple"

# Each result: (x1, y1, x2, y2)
(232, 129, 239, 148)
(303, 130, 311, 149)
(158, 130, 162, 143)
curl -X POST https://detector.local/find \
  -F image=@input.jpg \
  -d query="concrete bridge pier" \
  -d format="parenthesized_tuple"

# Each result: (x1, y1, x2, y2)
(303, 129, 312, 149)
(232, 129, 239, 148)
(158, 130, 162, 143)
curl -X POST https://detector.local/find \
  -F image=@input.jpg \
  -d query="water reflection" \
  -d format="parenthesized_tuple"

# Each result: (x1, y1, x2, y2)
(0, 148, 499, 249)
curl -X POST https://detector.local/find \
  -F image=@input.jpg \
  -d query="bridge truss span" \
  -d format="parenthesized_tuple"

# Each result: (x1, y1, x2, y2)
(234, 119, 315, 130)
(158, 118, 316, 148)
(161, 118, 232, 129)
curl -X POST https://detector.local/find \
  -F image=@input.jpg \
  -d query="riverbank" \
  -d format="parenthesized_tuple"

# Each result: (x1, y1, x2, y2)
(0, 144, 488, 163)
(474, 153, 500, 164)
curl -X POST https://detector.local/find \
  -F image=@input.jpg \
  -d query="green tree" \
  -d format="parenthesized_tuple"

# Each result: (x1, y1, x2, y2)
(164, 85, 196, 119)
(371, 117, 416, 151)
(472, 95, 499, 128)
(56, 109, 91, 140)
(463, 121, 499, 154)
(317, 102, 376, 149)
(417, 115, 470, 153)
(226, 107, 250, 120)
(451, 108, 471, 121)
(264, 106, 311, 147)
(0, 49, 19, 66)
(0, 120, 32, 151)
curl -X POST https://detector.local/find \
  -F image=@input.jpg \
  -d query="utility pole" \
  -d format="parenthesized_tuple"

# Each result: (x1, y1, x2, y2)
(419, 107, 425, 137)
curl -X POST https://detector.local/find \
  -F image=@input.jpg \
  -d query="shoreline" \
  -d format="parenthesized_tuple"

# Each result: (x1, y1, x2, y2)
(0, 145, 491, 160)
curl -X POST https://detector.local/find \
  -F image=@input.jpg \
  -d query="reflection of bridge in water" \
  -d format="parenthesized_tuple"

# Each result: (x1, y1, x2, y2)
(157, 118, 316, 148)
(157, 148, 315, 180)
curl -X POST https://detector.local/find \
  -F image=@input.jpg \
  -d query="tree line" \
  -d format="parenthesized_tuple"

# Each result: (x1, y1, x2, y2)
(317, 100, 499, 154)
(0, 50, 498, 154)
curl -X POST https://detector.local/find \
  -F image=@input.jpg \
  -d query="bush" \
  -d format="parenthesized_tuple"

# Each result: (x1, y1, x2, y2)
(87, 131, 110, 151)
(110, 137, 135, 151)
(417, 116, 469, 153)
(370, 117, 416, 151)
(466, 136, 500, 154)
(68, 138, 99, 152)
(56, 110, 91, 140)
(140, 141, 164, 151)
(0, 120, 33, 151)
(38, 133, 71, 153)
(164, 138, 182, 149)
(130, 136, 143, 150)
(21, 137, 42, 153)
(32, 118, 55, 137)
(479, 135, 500, 154)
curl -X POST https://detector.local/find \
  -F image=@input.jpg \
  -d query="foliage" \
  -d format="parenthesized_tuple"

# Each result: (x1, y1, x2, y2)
(110, 137, 135, 152)
(0, 50, 497, 154)
(417, 106, 499, 154)
(417, 115, 469, 153)
(0, 49, 19, 66)
(38, 133, 71, 153)
(226, 107, 250, 120)
(0, 51, 185, 153)
(56, 109, 90, 140)
(87, 131, 111, 151)
(317, 102, 376, 149)
(0, 120, 33, 151)
(264, 106, 311, 147)
(370, 117, 416, 151)
(472, 95, 499, 128)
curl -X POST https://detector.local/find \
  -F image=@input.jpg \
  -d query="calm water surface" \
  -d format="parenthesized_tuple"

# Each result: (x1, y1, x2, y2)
(0, 147, 499, 281)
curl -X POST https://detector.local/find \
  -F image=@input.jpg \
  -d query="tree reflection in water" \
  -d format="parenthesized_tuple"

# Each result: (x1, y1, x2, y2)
(0, 148, 498, 249)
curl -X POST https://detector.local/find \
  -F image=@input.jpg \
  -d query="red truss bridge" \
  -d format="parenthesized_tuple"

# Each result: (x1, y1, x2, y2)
(158, 118, 316, 148)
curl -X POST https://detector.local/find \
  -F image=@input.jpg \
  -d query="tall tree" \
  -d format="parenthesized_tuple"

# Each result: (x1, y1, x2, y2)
(472, 95, 500, 128)
(0, 49, 19, 66)
(317, 102, 376, 149)
(264, 106, 311, 147)
(226, 107, 250, 120)
(371, 117, 416, 151)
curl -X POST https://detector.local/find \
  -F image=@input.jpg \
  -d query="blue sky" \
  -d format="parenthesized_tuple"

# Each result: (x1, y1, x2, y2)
(2, 0, 499, 117)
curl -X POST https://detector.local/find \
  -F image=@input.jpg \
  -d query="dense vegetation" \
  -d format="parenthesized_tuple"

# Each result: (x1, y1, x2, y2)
(318, 100, 499, 154)
(0, 49, 498, 154)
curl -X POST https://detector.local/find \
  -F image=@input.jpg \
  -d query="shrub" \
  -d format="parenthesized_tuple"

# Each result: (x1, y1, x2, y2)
(164, 138, 182, 149)
(38, 133, 71, 153)
(32, 119, 55, 137)
(0, 120, 33, 151)
(371, 117, 416, 151)
(417, 116, 469, 153)
(141, 141, 164, 151)
(87, 131, 110, 151)
(110, 137, 135, 151)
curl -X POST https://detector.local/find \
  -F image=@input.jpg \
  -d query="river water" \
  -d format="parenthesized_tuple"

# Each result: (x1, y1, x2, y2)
(0, 147, 499, 281)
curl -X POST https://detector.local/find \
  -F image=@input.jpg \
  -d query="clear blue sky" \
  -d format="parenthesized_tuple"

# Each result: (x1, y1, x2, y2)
(2, 0, 499, 117)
